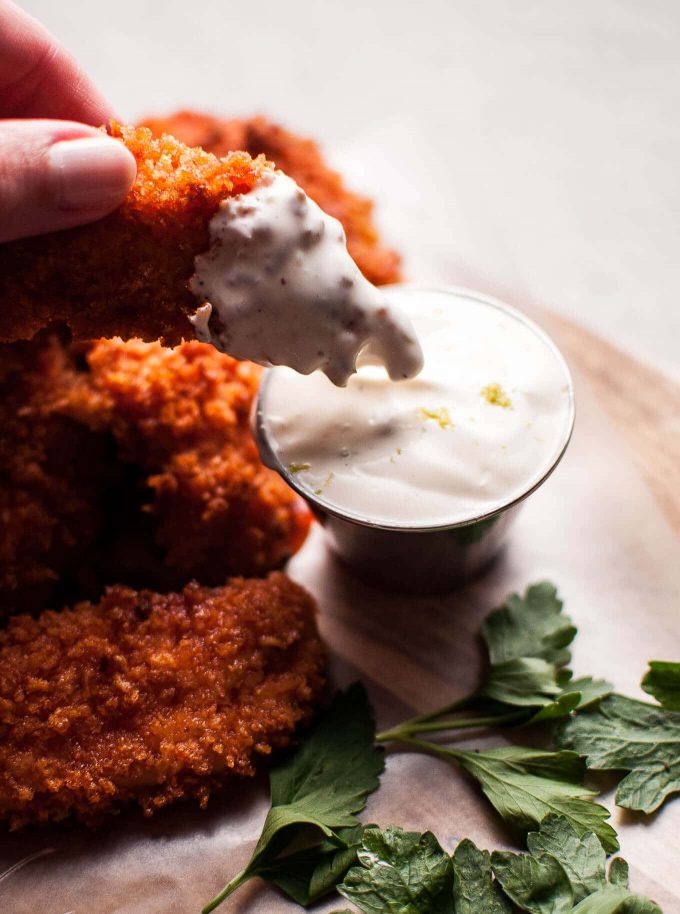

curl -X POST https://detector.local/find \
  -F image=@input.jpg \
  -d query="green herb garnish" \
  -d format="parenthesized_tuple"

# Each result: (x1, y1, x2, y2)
(398, 743, 617, 853)
(378, 583, 612, 740)
(337, 818, 659, 914)
(453, 839, 512, 914)
(338, 826, 455, 913)
(641, 660, 680, 710)
(314, 471, 335, 496)
(556, 692, 680, 814)
(492, 815, 662, 913)
(255, 824, 365, 906)
(202, 684, 383, 912)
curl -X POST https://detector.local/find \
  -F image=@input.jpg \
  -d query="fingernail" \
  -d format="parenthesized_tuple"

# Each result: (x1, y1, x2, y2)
(49, 136, 136, 211)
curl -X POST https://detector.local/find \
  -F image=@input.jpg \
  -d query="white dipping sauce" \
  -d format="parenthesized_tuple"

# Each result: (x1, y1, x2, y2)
(190, 171, 423, 387)
(260, 287, 573, 528)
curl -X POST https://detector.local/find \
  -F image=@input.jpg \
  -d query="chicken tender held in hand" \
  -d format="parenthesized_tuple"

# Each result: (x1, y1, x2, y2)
(0, 124, 268, 345)
(0, 573, 325, 829)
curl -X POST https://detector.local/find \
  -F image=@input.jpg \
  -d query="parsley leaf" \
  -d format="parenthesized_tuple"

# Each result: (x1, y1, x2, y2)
(527, 814, 606, 902)
(338, 826, 454, 914)
(561, 678, 615, 713)
(570, 885, 662, 913)
(641, 661, 680, 710)
(478, 583, 612, 719)
(556, 694, 680, 814)
(202, 684, 384, 912)
(481, 581, 576, 666)
(448, 746, 619, 852)
(481, 657, 564, 707)
(452, 839, 512, 914)
(255, 825, 365, 906)
(493, 848, 573, 913)
(492, 816, 662, 914)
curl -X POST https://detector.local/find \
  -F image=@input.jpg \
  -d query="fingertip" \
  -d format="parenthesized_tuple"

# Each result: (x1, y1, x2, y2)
(48, 135, 137, 212)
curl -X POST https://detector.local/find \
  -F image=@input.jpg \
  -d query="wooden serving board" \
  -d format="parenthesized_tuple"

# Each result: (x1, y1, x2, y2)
(546, 313, 680, 538)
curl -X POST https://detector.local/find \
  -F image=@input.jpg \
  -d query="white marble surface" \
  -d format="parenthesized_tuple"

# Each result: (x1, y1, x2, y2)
(20, 0, 680, 378)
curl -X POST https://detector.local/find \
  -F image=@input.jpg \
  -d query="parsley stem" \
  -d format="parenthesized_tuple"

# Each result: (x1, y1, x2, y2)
(386, 734, 466, 763)
(376, 709, 527, 743)
(202, 868, 250, 914)
(374, 694, 477, 742)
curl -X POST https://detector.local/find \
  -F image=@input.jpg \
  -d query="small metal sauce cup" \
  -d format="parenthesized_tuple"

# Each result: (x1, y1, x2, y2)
(253, 286, 575, 594)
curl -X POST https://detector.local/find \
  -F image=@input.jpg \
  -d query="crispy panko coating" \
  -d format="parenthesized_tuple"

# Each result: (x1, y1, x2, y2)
(0, 124, 268, 345)
(65, 336, 311, 587)
(0, 573, 325, 829)
(0, 332, 311, 618)
(141, 110, 402, 287)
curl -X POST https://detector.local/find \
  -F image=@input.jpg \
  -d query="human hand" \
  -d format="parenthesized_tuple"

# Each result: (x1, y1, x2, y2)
(0, 0, 136, 242)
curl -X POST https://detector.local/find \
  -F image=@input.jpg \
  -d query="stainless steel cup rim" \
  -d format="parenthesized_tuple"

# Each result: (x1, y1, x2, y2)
(253, 284, 576, 534)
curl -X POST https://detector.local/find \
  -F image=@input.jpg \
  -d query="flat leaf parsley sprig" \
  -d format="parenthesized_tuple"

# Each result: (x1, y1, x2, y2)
(377, 583, 618, 851)
(377, 582, 612, 743)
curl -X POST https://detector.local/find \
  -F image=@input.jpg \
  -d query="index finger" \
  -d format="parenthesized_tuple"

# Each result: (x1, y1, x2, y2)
(0, 0, 114, 124)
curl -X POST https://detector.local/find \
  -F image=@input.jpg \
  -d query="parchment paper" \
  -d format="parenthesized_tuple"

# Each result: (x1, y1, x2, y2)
(1, 367, 679, 914)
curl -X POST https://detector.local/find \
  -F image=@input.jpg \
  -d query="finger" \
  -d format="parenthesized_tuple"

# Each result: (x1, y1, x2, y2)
(0, 0, 114, 123)
(0, 120, 137, 242)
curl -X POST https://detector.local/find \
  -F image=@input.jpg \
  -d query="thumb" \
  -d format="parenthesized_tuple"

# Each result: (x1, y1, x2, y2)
(0, 119, 136, 242)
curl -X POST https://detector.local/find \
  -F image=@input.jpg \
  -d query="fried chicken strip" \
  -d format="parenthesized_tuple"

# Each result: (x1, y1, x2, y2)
(0, 332, 311, 618)
(0, 124, 268, 345)
(0, 573, 324, 829)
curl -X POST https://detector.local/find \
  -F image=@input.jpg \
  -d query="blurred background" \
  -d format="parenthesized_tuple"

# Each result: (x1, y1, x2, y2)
(22, 0, 680, 378)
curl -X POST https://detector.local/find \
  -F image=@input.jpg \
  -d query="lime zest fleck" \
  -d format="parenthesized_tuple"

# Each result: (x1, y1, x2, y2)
(314, 472, 335, 496)
(418, 406, 454, 429)
(481, 383, 512, 408)
(287, 462, 311, 474)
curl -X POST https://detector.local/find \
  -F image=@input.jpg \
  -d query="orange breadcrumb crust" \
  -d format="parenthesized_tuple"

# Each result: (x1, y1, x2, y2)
(66, 336, 312, 586)
(0, 573, 324, 829)
(0, 124, 269, 345)
(0, 332, 311, 617)
(141, 111, 402, 287)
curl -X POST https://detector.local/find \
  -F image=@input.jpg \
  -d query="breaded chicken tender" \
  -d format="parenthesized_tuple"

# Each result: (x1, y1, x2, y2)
(0, 124, 269, 345)
(141, 111, 402, 287)
(0, 332, 311, 618)
(0, 573, 324, 829)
